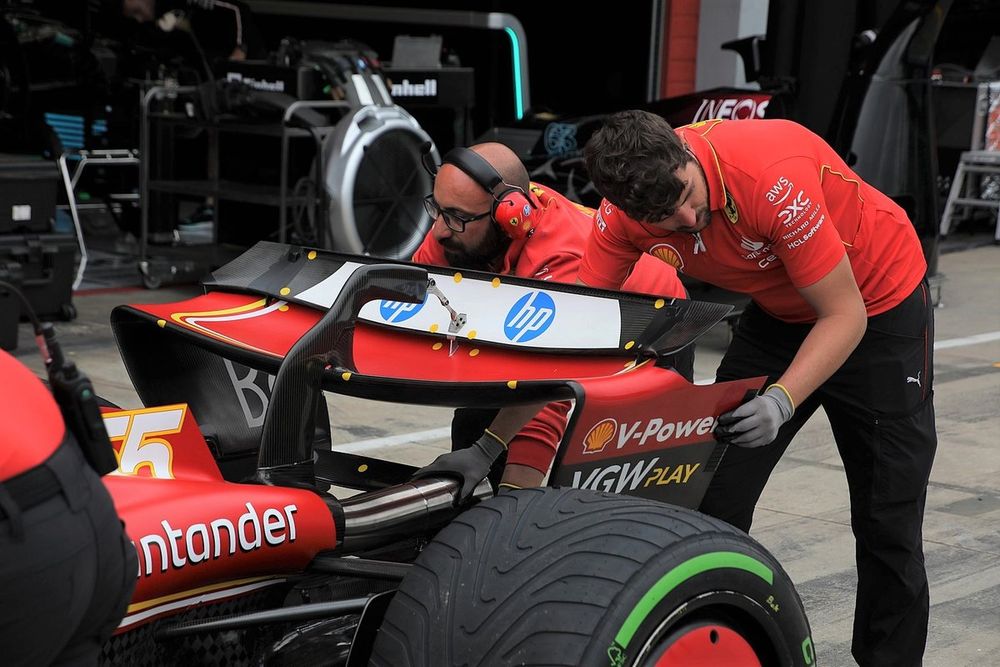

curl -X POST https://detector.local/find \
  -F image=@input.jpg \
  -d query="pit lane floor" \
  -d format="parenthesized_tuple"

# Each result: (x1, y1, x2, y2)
(10, 242, 1000, 666)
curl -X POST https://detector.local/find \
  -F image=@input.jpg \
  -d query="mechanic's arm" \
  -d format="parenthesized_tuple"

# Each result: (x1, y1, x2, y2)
(716, 255, 867, 446)
(490, 401, 569, 489)
(779, 255, 867, 403)
(411, 401, 552, 501)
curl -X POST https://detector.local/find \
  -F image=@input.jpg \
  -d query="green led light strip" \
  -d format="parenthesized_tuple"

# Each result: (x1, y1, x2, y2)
(504, 26, 524, 120)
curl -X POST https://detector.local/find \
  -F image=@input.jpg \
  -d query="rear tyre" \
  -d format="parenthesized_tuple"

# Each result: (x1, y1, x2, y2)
(370, 487, 814, 667)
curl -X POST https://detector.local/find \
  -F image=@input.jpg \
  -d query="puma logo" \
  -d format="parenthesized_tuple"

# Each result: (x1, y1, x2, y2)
(906, 371, 921, 387)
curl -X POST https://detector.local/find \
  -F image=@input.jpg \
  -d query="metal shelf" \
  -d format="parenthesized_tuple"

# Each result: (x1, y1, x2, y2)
(140, 86, 351, 284)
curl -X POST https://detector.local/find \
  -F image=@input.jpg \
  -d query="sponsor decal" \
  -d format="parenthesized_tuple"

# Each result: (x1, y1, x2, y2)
(613, 416, 717, 449)
(777, 190, 812, 226)
(543, 122, 578, 156)
(786, 218, 824, 249)
(379, 295, 427, 323)
(225, 72, 285, 92)
(390, 78, 437, 98)
(504, 291, 556, 342)
(134, 502, 298, 577)
(739, 236, 779, 268)
(594, 208, 607, 232)
(570, 457, 701, 493)
(723, 191, 739, 223)
(765, 176, 794, 206)
(583, 418, 618, 454)
(780, 192, 825, 250)
(692, 97, 770, 122)
(650, 243, 684, 270)
(224, 360, 275, 429)
(521, 204, 532, 218)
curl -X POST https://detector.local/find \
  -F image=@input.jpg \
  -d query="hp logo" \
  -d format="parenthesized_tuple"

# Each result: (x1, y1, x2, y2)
(504, 291, 556, 342)
(379, 296, 426, 323)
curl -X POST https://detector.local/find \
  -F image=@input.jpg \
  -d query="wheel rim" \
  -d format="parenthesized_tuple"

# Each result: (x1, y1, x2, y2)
(629, 591, 784, 666)
(648, 622, 761, 666)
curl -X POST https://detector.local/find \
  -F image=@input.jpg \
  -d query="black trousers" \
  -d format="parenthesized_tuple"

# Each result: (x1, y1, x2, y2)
(450, 346, 697, 487)
(700, 282, 937, 667)
(0, 440, 137, 666)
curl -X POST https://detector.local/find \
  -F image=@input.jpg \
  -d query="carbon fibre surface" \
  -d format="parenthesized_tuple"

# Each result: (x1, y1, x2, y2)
(100, 586, 287, 666)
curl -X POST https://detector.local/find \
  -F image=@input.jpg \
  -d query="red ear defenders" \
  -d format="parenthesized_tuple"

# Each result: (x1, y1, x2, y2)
(441, 147, 536, 239)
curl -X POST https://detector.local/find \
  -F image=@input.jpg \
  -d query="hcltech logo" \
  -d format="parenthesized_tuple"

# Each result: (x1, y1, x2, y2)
(379, 295, 426, 323)
(504, 291, 556, 342)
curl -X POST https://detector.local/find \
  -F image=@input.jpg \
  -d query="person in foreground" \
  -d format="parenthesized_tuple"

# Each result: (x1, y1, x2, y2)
(0, 350, 136, 666)
(578, 110, 937, 667)
(409, 141, 689, 494)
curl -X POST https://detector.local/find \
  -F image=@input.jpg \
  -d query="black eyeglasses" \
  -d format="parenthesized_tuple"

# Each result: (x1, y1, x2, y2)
(423, 194, 491, 233)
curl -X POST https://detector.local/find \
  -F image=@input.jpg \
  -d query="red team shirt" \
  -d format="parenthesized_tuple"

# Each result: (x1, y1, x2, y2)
(579, 119, 927, 323)
(0, 351, 63, 480)
(414, 183, 686, 473)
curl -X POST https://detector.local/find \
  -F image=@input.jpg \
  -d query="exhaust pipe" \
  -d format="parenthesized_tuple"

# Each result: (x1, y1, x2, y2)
(338, 477, 493, 552)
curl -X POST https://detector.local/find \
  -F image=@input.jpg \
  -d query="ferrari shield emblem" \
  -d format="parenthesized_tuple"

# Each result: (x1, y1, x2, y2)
(724, 191, 739, 224)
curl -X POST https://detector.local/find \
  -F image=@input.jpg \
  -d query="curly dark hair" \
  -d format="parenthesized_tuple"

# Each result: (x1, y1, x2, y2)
(584, 110, 694, 223)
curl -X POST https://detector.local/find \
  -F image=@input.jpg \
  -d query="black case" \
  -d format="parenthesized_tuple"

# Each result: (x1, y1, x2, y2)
(0, 261, 23, 350)
(0, 234, 76, 321)
(0, 154, 60, 234)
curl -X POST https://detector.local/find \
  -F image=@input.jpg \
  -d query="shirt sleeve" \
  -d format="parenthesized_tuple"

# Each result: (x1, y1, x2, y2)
(753, 158, 846, 289)
(577, 200, 644, 288)
(620, 254, 687, 299)
(504, 400, 571, 474)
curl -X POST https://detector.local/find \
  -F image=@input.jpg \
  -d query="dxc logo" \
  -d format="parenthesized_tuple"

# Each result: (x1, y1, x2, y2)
(379, 295, 426, 323)
(504, 291, 556, 342)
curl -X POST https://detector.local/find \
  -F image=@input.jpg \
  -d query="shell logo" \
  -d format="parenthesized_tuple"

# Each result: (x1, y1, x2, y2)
(583, 418, 617, 454)
(651, 243, 684, 270)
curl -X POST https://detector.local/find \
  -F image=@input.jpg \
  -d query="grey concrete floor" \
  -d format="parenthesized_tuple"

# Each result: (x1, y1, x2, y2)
(7, 241, 1000, 666)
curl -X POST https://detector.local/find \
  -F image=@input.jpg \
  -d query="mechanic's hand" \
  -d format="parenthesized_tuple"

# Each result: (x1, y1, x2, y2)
(714, 384, 795, 448)
(411, 429, 507, 503)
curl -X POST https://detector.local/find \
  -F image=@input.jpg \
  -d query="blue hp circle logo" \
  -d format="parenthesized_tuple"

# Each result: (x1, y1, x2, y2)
(379, 295, 426, 323)
(504, 291, 556, 342)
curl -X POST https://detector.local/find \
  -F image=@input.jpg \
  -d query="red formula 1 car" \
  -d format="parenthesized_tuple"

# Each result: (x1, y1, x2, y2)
(89, 242, 814, 666)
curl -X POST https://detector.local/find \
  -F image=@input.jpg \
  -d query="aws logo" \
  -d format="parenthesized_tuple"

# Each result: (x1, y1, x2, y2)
(379, 295, 427, 323)
(650, 243, 684, 270)
(504, 291, 556, 342)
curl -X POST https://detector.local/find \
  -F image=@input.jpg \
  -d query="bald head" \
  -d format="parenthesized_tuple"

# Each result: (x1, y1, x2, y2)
(469, 142, 531, 193)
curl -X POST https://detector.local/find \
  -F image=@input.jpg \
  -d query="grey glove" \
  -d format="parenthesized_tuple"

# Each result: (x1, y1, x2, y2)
(714, 384, 795, 448)
(411, 430, 507, 503)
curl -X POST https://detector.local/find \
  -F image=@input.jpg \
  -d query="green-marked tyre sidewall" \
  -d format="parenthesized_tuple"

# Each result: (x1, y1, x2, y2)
(589, 534, 815, 667)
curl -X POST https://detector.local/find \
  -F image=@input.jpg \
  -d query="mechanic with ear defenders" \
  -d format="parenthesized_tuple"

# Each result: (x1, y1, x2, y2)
(0, 335, 136, 665)
(408, 142, 689, 496)
(578, 111, 936, 667)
